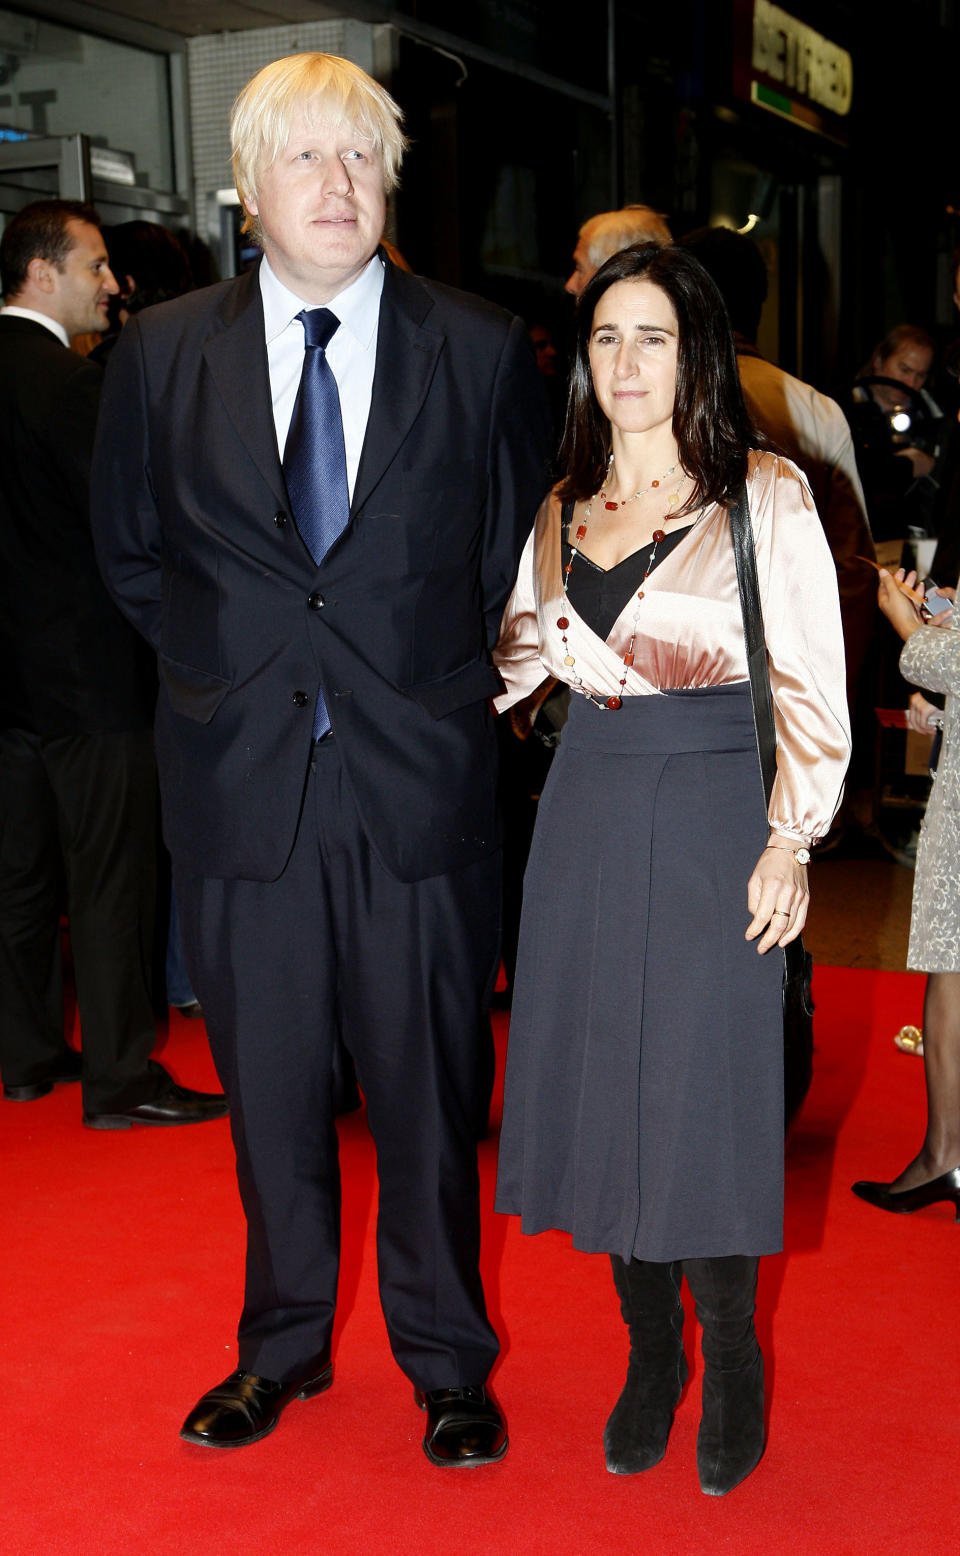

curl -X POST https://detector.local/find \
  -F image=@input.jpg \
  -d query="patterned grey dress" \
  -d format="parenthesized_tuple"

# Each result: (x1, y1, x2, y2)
(900, 619, 960, 972)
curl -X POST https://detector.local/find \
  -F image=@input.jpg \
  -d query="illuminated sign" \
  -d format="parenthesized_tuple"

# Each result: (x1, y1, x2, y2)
(733, 0, 853, 142)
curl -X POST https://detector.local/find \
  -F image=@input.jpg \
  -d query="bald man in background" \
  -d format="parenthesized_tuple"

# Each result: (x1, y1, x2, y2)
(564, 205, 672, 298)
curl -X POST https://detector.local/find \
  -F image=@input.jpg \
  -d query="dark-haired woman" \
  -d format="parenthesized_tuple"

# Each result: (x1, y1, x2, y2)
(494, 244, 850, 1495)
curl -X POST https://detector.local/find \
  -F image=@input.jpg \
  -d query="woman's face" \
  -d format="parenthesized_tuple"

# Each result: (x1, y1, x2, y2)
(588, 278, 679, 438)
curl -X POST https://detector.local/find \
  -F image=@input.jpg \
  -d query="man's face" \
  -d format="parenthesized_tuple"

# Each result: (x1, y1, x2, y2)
(529, 324, 558, 377)
(48, 220, 118, 335)
(877, 341, 932, 395)
(244, 111, 387, 303)
(565, 234, 595, 299)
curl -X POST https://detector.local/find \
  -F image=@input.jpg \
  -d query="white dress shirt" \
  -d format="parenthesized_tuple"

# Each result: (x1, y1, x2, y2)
(259, 254, 384, 503)
(0, 305, 69, 348)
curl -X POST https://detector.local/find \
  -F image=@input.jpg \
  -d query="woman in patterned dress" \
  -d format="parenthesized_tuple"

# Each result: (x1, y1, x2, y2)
(853, 569, 960, 1219)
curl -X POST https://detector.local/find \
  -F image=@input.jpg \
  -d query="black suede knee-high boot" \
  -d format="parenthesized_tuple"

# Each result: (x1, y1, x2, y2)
(604, 1255, 688, 1474)
(683, 1255, 765, 1496)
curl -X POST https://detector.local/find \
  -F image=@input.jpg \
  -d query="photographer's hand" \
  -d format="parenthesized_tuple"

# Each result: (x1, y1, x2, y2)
(895, 446, 935, 480)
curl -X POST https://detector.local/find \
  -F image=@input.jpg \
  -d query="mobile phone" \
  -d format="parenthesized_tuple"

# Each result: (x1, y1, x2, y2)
(921, 578, 953, 617)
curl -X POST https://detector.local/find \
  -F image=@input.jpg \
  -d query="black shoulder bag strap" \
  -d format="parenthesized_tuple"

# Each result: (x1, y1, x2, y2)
(729, 481, 814, 1125)
(729, 485, 778, 810)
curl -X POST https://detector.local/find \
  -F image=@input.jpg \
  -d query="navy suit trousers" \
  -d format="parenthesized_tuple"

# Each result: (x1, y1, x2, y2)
(176, 734, 501, 1390)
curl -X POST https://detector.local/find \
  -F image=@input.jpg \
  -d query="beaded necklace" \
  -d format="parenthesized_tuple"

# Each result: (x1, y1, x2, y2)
(598, 456, 680, 510)
(558, 468, 699, 711)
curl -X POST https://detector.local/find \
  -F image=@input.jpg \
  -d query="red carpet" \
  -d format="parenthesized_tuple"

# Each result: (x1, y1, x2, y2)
(2, 966, 958, 1554)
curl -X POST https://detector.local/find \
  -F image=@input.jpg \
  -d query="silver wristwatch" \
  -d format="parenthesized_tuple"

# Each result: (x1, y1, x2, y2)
(794, 847, 811, 866)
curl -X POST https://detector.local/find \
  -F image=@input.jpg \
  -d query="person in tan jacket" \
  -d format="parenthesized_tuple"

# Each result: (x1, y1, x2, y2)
(678, 226, 876, 723)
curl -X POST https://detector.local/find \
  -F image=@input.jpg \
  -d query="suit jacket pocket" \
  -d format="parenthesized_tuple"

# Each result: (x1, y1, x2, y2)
(158, 653, 231, 724)
(406, 659, 504, 719)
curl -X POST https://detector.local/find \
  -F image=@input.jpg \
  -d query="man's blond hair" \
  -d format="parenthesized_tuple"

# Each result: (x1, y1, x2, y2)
(231, 53, 407, 241)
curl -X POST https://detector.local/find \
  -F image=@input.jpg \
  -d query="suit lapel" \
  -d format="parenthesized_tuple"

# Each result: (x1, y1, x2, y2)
(351, 261, 444, 516)
(201, 268, 288, 509)
(200, 261, 444, 529)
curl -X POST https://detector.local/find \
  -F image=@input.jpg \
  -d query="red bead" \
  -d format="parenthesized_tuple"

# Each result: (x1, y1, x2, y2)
(623, 651, 634, 667)
(604, 501, 618, 510)
(557, 616, 569, 630)
(651, 479, 660, 487)
(637, 590, 644, 600)
(652, 529, 665, 543)
(575, 524, 587, 540)
(606, 696, 622, 710)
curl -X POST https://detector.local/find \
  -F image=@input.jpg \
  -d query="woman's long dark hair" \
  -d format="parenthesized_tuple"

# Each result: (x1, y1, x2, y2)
(557, 242, 755, 511)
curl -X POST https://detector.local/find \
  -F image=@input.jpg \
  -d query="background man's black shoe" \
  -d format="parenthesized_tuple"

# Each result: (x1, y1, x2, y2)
(3, 1048, 83, 1102)
(173, 999, 204, 1019)
(415, 1386, 508, 1466)
(83, 1076, 228, 1129)
(180, 1356, 333, 1447)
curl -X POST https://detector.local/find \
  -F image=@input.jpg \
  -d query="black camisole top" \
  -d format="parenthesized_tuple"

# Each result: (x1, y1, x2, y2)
(560, 500, 693, 642)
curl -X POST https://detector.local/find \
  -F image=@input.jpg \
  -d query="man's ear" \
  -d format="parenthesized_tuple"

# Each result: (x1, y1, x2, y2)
(26, 255, 57, 295)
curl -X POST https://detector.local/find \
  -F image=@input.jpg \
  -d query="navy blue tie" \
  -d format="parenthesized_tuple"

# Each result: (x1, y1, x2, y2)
(283, 307, 350, 739)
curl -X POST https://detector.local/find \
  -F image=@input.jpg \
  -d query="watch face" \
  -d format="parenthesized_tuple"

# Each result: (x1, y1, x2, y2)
(795, 847, 811, 865)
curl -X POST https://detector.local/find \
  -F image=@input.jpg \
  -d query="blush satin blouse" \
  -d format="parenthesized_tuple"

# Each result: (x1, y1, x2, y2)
(494, 450, 852, 847)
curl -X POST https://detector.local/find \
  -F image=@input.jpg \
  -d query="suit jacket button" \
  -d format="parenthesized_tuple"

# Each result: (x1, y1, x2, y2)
(308, 591, 325, 610)
(274, 510, 287, 527)
(292, 690, 309, 706)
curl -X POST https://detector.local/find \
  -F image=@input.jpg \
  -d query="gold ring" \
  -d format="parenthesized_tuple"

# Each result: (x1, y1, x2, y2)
(772, 909, 789, 918)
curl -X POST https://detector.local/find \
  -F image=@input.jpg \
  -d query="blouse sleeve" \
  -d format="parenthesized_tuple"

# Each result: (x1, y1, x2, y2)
(751, 458, 852, 844)
(899, 623, 960, 698)
(493, 521, 550, 712)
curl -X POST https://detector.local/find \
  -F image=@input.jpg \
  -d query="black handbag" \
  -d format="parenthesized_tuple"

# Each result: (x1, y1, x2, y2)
(729, 484, 815, 1130)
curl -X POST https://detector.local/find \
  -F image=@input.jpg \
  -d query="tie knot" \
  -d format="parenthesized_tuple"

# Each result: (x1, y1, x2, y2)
(298, 307, 340, 351)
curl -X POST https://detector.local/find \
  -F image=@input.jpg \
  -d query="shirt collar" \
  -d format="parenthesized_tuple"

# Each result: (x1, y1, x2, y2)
(0, 305, 70, 348)
(259, 252, 384, 348)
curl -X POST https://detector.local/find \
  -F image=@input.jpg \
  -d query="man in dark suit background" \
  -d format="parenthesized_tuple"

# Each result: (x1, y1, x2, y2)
(91, 54, 548, 1463)
(0, 200, 227, 1129)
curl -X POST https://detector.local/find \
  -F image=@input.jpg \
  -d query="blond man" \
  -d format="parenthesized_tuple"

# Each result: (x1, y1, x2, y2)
(92, 53, 547, 1464)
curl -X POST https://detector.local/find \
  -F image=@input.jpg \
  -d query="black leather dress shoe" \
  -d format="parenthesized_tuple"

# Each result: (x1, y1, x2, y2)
(180, 1355, 333, 1447)
(83, 1079, 228, 1129)
(414, 1386, 508, 1466)
(3, 1048, 83, 1102)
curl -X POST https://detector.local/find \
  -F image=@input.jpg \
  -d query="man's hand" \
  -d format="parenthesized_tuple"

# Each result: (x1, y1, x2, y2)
(895, 446, 935, 480)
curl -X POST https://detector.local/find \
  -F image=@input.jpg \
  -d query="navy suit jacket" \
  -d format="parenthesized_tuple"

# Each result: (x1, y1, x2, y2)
(91, 258, 549, 883)
(0, 315, 154, 735)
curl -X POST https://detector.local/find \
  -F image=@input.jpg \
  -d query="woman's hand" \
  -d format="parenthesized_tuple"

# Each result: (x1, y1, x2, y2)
(877, 567, 926, 642)
(906, 691, 942, 733)
(745, 838, 809, 953)
(506, 676, 557, 740)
